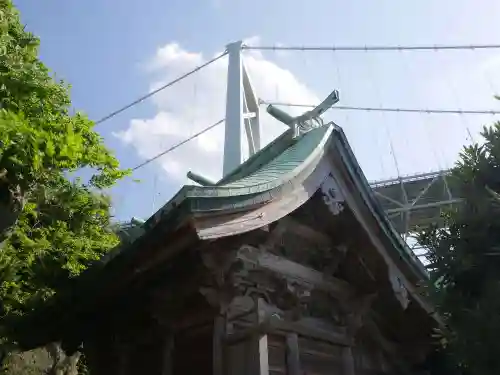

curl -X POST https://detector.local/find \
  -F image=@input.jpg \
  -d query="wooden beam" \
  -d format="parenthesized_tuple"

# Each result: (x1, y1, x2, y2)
(225, 315, 352, 347)
(279, 216, 332, 246)
(269, 317, 352, 347)
(225, 323, 267, 345)
(237, 245, 354, 299)
(262, 216, 332, 250)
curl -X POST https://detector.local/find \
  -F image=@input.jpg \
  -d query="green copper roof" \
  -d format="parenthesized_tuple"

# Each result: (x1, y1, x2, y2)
(220, 126, 331, 188)
(216, 129, 295, 185)
(141, 126, 333, 229)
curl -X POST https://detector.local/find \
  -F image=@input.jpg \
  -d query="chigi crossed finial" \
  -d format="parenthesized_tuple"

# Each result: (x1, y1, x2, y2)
(266, 89, 339, 138)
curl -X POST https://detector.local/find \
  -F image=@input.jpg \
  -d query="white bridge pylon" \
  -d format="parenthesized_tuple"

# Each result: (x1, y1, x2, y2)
(187, 40, 338, 186)
(221, 40, 339, 178)
(186, 40, 261, 186)
(223, 41, 261, 177)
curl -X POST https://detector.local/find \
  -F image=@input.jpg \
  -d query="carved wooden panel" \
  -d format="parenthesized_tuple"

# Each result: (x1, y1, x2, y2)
(320, 172, 345, 216)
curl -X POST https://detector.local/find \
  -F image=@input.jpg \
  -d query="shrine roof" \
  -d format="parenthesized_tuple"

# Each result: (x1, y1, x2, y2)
(112, 123, 426, 278)
(99, 125, 333, 264)
(13, 123, 431, 350)
(145, 126, 330, 220)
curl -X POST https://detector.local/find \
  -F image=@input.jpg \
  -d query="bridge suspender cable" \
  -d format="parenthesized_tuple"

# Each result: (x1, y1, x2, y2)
(130, 100, 500, 171)
(243, 43, 500, 52)
(259, 101, 500, 115)
(94, 51, 228, 125)
(131, 119, 225, 171)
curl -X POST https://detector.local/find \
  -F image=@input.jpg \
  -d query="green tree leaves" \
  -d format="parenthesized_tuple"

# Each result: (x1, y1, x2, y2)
(0, 2, 128, 370)
(418, 119, 500, 375)
(0, 1, 129, 237)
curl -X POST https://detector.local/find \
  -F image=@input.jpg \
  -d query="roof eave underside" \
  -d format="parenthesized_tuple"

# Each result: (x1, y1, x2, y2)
(329, 126, 428, 279)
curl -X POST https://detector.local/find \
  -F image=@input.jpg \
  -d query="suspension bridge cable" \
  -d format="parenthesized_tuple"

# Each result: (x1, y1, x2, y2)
(131, 119, 225, 171)
(243, 44, 500, 52)
(259, 101, 500, 115)
(95, 52, 228, 125)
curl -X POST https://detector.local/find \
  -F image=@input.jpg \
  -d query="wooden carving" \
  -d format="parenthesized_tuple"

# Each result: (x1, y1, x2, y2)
(320, 172, 345, 216)
(199, 246, 243, 313)
(269, 278, 312, 321)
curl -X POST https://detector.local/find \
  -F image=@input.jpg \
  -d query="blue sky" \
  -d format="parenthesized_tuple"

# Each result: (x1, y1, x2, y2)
(14, 0, 500, 221)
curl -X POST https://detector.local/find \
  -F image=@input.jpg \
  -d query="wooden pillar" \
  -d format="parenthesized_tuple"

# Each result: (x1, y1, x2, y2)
(213, 315, 225, 375)
(161, 334, 173, 375)
(285, 333, 300, 375)
(342, 346, 356, 375)
(248, 332, 269, 375)
(248, 297, 269, 375)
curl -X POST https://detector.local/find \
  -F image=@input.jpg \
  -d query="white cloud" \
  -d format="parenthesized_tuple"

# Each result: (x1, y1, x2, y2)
(115, 38, 319, 185)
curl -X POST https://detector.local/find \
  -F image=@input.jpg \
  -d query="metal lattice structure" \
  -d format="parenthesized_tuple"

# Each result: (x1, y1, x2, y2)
(370, 170, 462, 235)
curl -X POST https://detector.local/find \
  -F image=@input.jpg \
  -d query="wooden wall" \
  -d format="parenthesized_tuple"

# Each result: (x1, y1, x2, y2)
(225, 327, 391, 375)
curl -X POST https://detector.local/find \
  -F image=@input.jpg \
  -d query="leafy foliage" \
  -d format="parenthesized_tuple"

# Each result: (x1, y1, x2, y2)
(0, 1, 128, 371)
(0, 0, 128, 233)
(418, 120, 500, 375)
(0, 177, 120, 317)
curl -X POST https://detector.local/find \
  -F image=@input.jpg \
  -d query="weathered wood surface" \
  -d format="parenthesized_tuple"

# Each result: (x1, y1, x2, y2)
(236, 245, 354, 299)
(270, 216, 333, 247)
(225, 313, 352, 348)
